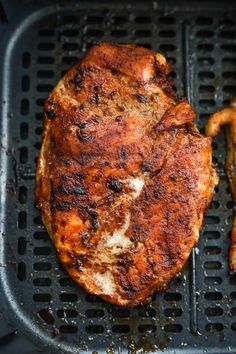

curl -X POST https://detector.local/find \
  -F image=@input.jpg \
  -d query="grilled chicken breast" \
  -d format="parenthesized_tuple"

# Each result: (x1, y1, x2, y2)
(36, 42, 218, 306)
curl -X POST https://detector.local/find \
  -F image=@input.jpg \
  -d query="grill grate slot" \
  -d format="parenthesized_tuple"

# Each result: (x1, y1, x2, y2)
(1, 2, 236, 353)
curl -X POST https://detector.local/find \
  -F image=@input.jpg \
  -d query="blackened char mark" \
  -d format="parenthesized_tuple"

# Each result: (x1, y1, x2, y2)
(107, 177, 123, 192)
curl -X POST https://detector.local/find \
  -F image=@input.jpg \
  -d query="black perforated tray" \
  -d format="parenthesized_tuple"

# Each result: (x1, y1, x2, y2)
(0, 0, 236, 353)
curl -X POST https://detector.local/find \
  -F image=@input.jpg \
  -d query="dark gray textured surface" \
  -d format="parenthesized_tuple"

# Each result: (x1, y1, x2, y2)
(0, 1, 236, 353)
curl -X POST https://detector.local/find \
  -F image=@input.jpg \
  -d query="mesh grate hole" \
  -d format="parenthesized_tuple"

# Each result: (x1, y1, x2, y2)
(38, 309, 55, 325)
(20, 122, 28, 139)
(200, 100, 215, 110)
(134, 30, 151, 37)
(231, 308, 236, 316)
(86, 294, 103, 303)
(198, 72, 215, 80)
(33, 278, 51, 286)
(136, 42, 152, 49)
(17, 262, 26, 281)
(21, 75, 30, 92)
(204, 216, 220, 224)
(198, 58, 214, 66)
(204, 261, 222, 270)
(204, 277, 222, 285)
(204, 231, 220, 239)
(18, 211, 27, 229)
(33, 293, 51, 302)
(164, 293, 182, 301)
(57, 309, 78, 318)
(60, 29, 78, 37)
(60, 325, 77, 334)
(34, 216, 44, 225)
(222, 72, 236, 79)
(85, 29, 103, 37)
(221, 44, 236, 52)
(112, 325, 130, 334)
(37, 70, 54, 78)
(231, 292, 236, 300)
(199, 85, 215, 93)
(38, 42, 55, 51)
(34, 247, 52, 256)
(204, 246, 221, 255)
(159, 16, 175, 24)
(111, 30, 128, 37)
(22, 52, 31, 68)
(37, 84, 53, 92)
(19, 186, 27, 203)
(159, 30, 175, 38)
(38, 56, 54, 64)
(60, 293, 78, 302)
(209, 200, 220, 209)
(138, 324, 156, 333)
(227, 201, 233, 209)
(87, 16, 102, 24)
(59, 277, 76, 287)
(18, 237, 27, 255)
(34, 262, 52, 271)
(229, 275, 236, 285)
(159, 44, 176, 52)
(222, 58, 236, 65)
(205, 292, 223, 301)
(34, 141, 41, 150)
(112, 16, 127, 24)
(197, 30, 214, 38)
(197, 43, 214, 51)
(135, 16, 151, 24)
(220, 30, 236, 39)
(62, 43, 79, 51)
(223, 85, 236, 95)
(164, 324, 182, 333)
(231, 323, 236, 331)
(38, 29, 54, 36)
(138, 308, 156, 318)
(164, 308, 182, 317)
(35, 126, 43, 135)
(196, 17, 213, 25)
(21, 99, 29, 115)
(85, 309, 104, 318)
(86, 325, 104, 334)
(36, 112, 44, 120)
(205, 307, 223, 316)
(62, 56, 77, 65)
(34, 231, 48, 241)
(109, 308, 130, 318)
(205, 323, 223, 332)
(61, 15, 78, 24)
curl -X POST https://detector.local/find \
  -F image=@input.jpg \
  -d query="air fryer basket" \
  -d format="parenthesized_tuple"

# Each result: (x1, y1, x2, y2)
(0, 1, 236, 353)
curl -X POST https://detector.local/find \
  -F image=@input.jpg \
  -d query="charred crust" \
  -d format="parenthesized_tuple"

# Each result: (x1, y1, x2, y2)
(76, 129, 94, 142)
(119, 145, 128, 159)
(136, 94, 148, 103)
(86, 207, 99, 230)
(140, 160, 156, 173)
(46, 107, 56, 119)
(107, 177, 123, 193)
(89, 93, 99, 104)
(55, 183, 87, 196)
(115, 115, 123, 122)
(76, 254, 85, 270)
(80, 231, 89, 247)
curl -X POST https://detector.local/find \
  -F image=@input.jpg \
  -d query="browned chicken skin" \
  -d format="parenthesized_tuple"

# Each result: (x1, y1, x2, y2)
(36, 42, 218, 306)
(206, 98, 236, 271)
